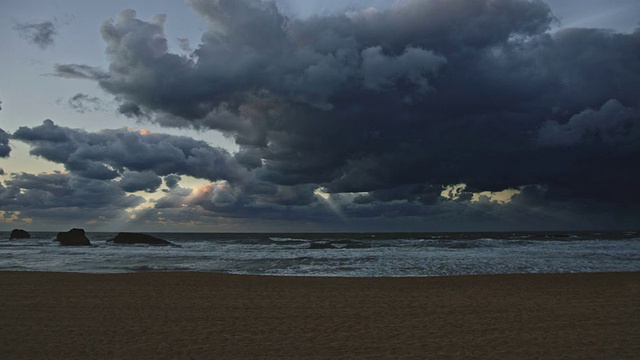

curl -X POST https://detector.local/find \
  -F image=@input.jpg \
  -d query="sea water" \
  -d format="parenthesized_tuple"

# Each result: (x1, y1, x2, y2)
(1, 231, 639, 276)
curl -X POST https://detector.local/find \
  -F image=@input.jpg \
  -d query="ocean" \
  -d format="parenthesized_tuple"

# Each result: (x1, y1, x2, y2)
(1, 231, 639, 276)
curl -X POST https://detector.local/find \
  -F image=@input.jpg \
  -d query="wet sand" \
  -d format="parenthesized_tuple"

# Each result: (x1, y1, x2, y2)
(1, 271, 638, 359)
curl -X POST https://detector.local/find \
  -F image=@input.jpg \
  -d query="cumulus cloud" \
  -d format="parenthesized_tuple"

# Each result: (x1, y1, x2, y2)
(13, 20, 57, 49)
(38, 0, 640, 228)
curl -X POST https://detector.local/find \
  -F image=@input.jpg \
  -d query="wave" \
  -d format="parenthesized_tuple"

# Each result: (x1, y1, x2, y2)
(128, 264, 196, 272)
(269, 237, 309, 245)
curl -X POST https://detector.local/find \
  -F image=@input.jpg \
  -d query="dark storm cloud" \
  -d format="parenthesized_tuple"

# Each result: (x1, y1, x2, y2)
(12, 120, 245, 185)
(163, 174, 182, 189)
(354, 184, 442, 205)
(537, 99, 640, 147)
(118, 102, 147, 118)
(118, 171, 162, 193)
(0, 129, 10, 158)
(52, 0, 640, 214)
(13, 20, 57, 49)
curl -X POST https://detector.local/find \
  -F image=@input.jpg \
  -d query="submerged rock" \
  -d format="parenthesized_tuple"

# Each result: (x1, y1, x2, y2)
(110, 232, 173, 246)
(57, 228, 92, 246)
(10, 229, 31, 240)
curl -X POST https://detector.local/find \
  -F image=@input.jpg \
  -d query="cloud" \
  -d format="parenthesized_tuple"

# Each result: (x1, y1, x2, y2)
(10, 121, 324, 212)
(12, 120, 244, 184)
(39, 0, 640, 228)
(360, 46, 446, 94)
(63, 93, 105, 113)
(118, 102, 148, 118)
(13, 20, 57, 49)
(176, 38, 192, 52)
(8, 123, 639, 231)
(0, 172, 144, 228)
(0, 129, 10, 158)
(163, 174, 182, 189)
(537, 99, 640, 147)
(52, 64, 110, 80)
(118, 170, 163, 193)
(1, 172, 141, 209)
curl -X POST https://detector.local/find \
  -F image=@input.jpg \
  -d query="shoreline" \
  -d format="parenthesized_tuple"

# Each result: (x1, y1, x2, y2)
(1, 268, 640, 278)
(1, 271, 639, 359)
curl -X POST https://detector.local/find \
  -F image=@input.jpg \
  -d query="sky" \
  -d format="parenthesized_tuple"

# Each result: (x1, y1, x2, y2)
(1, 0, 639, 232)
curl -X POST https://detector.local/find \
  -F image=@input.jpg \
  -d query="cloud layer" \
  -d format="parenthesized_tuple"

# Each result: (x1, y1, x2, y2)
(8, 0, 640, 230)
(5, 118, 639, 231)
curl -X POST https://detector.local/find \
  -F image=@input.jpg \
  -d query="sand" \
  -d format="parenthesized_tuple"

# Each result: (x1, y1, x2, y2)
(1, 271, 638, 359)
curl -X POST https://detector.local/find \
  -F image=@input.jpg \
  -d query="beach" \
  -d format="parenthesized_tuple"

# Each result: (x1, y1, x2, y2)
(1, 272, 638, 359)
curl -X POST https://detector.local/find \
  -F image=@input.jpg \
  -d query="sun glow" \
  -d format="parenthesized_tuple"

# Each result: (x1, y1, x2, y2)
(472, 188, 520, 204)
(0, 211, 32, 224)
(440, 183, 467, 200)
(189, 184, 215, 200)
(441, 184, 520, 204)
(313, 187, 331, 200)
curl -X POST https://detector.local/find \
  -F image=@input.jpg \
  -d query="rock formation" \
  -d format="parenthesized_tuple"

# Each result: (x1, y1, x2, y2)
(110, 232, 173, 246)
(57, 228, 92, 246)
(10, 229, 31, 240)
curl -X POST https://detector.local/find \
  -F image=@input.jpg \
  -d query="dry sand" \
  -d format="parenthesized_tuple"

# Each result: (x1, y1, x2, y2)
(1, 271, 638, 359)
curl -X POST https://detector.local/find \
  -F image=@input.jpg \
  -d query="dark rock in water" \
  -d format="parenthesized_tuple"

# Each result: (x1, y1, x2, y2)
(10, 229, 31, 240)
(110, 232, 173, 246)
(57, 228, 92, 246)
(309, 242, 336, 249)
